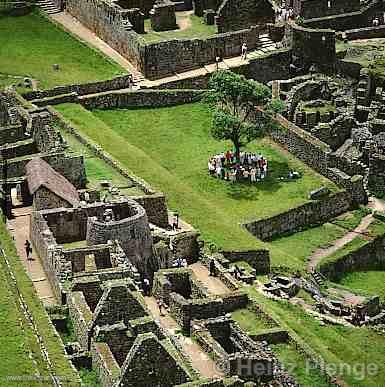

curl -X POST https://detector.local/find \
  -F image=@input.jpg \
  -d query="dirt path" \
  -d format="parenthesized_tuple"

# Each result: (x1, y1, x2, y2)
(50, 12, 143, 80)
(190, 262, 230, 295)
(307, 214, 374, 272)
(307, 197, 385, 272)
(144, 296, 223, 379)
(7, 207, 56, 306)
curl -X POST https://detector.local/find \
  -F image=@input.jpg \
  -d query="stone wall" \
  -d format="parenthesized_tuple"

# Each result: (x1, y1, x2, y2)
(345, 25, 385, 40)
(170, 231, 200, 263)
(217, 0, 274, 33)
(23, 75, 135, 101)
(319, 229, 385, 281)
(271, 115, 331, 175)
(86, 201, 154, 276)
(68, 291, 94, 349)
(217, 0, 254, 32)
(248, 49, 292, 83)
(65, 0, 263, 80)
(302, 0, 383, 30)
(296, 0, 361, 20)
(33, 187, 72, 211)
(222, 250, 270, 274)
(368, 153, 385, 196)
(243, 190, 352, 241)
(79, 89, 204, 110)
(133, 193, 169, 228)
(66, 0, 145, 71)
(139, 25, 259, 79)
(288, 23, 336, 67)
(91, 342, 120, 387)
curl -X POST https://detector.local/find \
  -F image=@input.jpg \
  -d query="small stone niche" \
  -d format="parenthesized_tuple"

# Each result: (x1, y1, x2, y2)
(150, 1, 177, 31)
(203, 9, 216, 25)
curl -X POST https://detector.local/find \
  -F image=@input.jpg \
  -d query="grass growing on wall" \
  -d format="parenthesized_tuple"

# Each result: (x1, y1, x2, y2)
(0, 220, 80, 385)
(55, 102, 338, 272)
(0, 11, 124, 89)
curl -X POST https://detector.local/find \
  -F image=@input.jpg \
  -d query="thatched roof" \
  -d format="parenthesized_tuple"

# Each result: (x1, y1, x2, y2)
(26, 158, 80, 207)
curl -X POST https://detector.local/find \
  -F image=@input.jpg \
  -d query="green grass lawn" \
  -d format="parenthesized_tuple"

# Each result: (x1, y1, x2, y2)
(231, 307, 276, 335)
(271, 343, 333, 387)
(142, 13, 217, 43)
(336, 271, 385, 302)
(55, 103, 337, 269)
(245, 287, 385, 387)
(0, 11, 124, 89)
(54, 121, 145, 195)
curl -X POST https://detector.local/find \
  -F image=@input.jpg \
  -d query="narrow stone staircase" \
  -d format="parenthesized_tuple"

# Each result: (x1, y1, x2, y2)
(248, 33, 277, 60)
(37, 0, 61, 15)
(311, 271, 325, 287)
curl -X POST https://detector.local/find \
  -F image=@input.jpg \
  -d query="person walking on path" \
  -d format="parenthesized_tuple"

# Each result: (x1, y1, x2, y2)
(25, 240, 34, 261)
(209, 258, 216, 276)
(241, 43, 248, 60)
(157, 299, 165, 316)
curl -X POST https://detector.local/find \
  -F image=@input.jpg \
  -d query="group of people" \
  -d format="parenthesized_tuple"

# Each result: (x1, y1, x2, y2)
(208, 150, 268, 183)
(276, 7, 294, 22)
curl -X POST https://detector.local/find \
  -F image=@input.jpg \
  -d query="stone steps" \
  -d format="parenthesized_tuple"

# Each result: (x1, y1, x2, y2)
(247, 34, 276, 60)
(311, 271, 325, 286)
(37, 0, 61, 15)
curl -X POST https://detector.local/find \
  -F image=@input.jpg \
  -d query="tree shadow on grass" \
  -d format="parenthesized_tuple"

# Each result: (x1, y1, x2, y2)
(225, 159, 291, 200)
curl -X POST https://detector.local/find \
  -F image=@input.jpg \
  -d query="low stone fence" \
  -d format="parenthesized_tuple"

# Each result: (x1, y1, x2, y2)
(345, 25, 385, 40)
(222, 250, 270, 274)
(79, 89, 204, 110)
(243, 190, 352, 241)
(250, 328, 289, 344)
(336, 59, 363, 79)
(318, 230, 385, 281)
(23, 75, 133, 101)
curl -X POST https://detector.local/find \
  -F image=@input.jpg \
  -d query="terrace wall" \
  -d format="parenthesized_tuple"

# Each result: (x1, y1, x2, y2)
(79, 89, 204, 109)
(243, 190, 352, 241)
(319, 229, 385, 281)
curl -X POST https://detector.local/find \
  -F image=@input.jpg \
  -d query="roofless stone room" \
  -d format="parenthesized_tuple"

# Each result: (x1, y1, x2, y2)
(1, 0, 385, 385)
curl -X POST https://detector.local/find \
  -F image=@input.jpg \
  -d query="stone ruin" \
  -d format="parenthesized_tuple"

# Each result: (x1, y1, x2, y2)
(273, 69, 385, 199)
(67, 277, 192, 386)
(150, 0, 177, 31)
(191, 315, 298, 384)
(0, 90, 85, 216)
(290, 0, 383, 30)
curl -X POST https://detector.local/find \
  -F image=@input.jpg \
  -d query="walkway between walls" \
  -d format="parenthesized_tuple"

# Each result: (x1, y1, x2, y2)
(7, 206, 57, 306)
(143, 296, 223, 380)
(49, 12, 279, 89)
(190, 262, 231, 295)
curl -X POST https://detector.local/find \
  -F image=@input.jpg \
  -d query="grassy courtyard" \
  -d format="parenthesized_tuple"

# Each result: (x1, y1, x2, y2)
(0, 11, 124, 89)
(142, 12, 217, 43)
(336, 271, 385, 302)
(56, 102, 338, 271)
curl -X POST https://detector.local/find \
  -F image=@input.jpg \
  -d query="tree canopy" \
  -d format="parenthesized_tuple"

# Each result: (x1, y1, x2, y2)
(205, 70, 284, 160)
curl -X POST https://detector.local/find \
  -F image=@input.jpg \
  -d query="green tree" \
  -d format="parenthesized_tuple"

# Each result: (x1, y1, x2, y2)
(205, 70, 283, 161)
